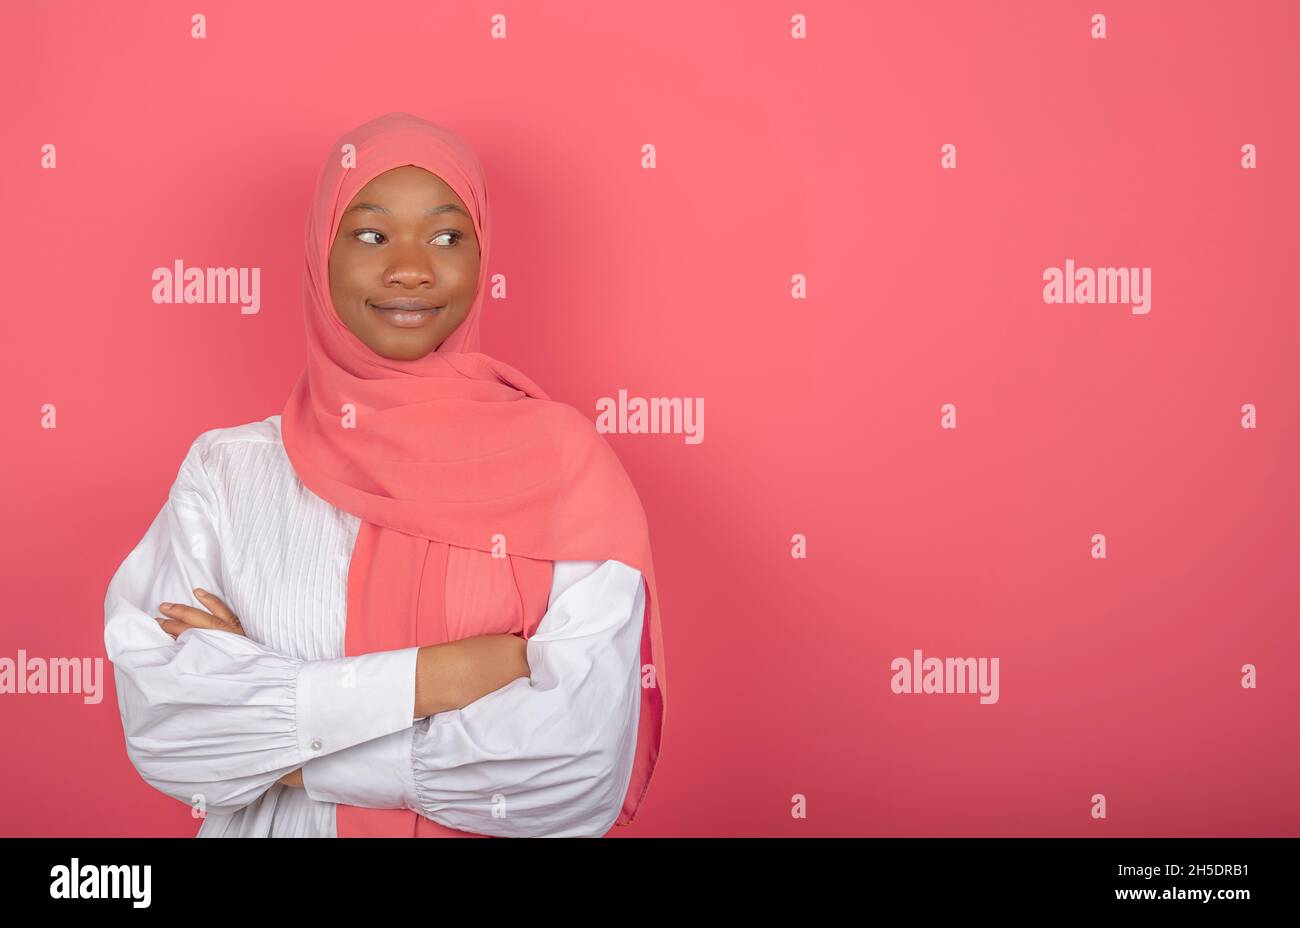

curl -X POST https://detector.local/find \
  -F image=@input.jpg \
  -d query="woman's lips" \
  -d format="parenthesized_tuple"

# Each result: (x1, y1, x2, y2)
(369, 300, 444, 328)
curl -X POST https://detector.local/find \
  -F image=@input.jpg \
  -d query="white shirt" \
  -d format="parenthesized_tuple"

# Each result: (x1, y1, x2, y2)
(103, 415, 646, 838)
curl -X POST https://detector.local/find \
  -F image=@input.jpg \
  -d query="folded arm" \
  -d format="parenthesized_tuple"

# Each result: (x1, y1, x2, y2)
(104, 439, 423, 816)
(301, 559, 647, 838)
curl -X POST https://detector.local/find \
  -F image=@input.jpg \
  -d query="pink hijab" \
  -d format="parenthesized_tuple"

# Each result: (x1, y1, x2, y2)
(280, 112, 665, 837)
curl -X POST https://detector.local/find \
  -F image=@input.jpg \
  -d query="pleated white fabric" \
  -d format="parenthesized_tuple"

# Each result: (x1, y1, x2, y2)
(103, 415, 645, 837)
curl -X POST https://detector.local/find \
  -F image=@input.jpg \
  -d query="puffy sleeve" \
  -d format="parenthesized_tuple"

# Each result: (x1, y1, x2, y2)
(103, 437, 421, 817)
(300, 559, 646, 838)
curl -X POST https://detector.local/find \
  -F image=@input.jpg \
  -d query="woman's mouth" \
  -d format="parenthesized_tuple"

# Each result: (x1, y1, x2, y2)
(369, 300, 444, 328)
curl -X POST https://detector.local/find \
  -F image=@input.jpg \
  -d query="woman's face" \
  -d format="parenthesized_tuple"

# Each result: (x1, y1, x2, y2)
(329, 165, 480, 360)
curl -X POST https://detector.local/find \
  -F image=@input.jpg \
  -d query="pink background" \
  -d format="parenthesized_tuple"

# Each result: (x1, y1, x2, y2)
(2, 0, 1297, 836)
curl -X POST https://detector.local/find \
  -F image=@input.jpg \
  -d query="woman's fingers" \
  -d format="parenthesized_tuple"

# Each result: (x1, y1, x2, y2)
(157, 601, 226, 631)
(155, 616, 188, 638)
(194, 588, 245, 634)
(155, 591, 247, 638)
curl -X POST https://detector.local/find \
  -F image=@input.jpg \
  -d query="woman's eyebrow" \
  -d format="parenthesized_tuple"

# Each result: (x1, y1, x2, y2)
(345, 202, 470, 218)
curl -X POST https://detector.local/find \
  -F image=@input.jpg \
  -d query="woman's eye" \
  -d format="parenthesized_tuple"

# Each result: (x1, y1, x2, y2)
(354, 230, 459, 246)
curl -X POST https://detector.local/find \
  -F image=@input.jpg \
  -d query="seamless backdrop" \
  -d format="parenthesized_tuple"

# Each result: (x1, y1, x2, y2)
(0, 0, 1297, 836)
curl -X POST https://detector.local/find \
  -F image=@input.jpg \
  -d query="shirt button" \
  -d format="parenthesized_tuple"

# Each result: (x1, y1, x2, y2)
(310, 738, 322, 751)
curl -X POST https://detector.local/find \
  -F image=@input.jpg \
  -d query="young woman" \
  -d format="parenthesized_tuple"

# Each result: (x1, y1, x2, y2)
(103, 112, 666, 838)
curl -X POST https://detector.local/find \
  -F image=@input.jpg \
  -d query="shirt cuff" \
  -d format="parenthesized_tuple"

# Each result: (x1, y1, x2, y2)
(301, 726, 417, 810)
(295, 646, 420, 761)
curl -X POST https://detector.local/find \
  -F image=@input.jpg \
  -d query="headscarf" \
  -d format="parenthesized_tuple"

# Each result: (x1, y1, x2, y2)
(280, 112, 665, 837)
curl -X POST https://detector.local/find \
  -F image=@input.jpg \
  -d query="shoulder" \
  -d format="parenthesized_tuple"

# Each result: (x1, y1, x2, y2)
(542, 401, 648, 531)
(185, 415, 284, 469)
(174, 416, 287, 503)
(540, 401, 626, 473)
(526, 398, 596, 438)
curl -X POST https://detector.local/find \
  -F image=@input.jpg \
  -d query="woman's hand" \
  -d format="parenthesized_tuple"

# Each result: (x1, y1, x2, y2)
(155, 588, 247, 639)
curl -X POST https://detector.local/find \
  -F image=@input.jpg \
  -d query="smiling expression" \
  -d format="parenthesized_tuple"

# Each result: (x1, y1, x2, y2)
(328, 165, 480, 360)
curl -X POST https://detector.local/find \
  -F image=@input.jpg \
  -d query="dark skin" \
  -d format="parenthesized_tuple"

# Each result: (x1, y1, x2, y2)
(328, 164, 480, 360)
(154, 169, 530, 791)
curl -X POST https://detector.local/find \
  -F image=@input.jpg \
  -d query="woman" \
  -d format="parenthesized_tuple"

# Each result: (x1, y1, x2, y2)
(102, 112, 666, 838)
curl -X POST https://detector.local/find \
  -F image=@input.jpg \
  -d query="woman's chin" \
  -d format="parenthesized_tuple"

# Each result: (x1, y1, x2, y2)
(374, 333, 442, 360)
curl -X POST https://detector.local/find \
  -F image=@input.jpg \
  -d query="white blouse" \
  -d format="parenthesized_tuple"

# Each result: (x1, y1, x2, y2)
(102, 415, 646, 838)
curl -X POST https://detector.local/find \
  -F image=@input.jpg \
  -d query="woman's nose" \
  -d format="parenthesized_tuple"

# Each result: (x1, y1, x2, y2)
(384, 246, 435, 286)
